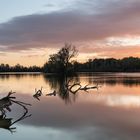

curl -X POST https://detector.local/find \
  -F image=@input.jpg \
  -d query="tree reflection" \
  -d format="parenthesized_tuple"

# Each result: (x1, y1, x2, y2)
(43, 74, 99, 104)
(78, 73, 140, 87)
(43, 75, 80, 104)
(0, 92, 31, 133)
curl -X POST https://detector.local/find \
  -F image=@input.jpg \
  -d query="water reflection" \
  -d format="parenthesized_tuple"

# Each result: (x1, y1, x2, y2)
(43, 75, 99, 104)
(43, 75, 80, 104)
(83, 72, 140, 87)
(1, 73, 140, 140)
(0, 115, 16, 133)
(0, 73, 41, 80)
(0, 92, 31, 133)
(0, 110, 31, 133)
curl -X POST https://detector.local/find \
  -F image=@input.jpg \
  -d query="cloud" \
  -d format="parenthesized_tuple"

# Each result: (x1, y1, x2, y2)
(44, 4, 55, 7)
(0, 52, 6, 56)
(0, 0, 140, 53)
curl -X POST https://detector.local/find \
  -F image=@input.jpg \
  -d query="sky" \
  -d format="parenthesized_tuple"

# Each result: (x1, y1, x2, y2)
(0, 0, 140, 66)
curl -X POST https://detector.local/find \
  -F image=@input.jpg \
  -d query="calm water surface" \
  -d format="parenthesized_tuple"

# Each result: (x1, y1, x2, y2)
(0, 72, 140, 140)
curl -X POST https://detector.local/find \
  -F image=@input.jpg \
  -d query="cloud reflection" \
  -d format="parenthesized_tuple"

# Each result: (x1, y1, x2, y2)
(1, 73, 140, 139)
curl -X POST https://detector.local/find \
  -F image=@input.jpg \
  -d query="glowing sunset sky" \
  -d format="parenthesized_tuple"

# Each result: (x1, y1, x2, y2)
(0, 0, 140, 66)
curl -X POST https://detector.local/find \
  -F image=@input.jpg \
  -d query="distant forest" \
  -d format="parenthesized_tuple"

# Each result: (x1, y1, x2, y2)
(0, 64, 42, 72)
(1, 57, 140, 73)
(74, 57, 140, 72)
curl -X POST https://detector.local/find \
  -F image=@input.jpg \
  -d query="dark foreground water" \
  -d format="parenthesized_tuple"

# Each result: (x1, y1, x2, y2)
(0, 72, 140, 140)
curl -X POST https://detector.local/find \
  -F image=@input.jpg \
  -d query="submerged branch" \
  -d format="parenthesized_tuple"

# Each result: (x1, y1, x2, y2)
(0, 91, 31, 133)
(33, 87, 43, 100)
(65, 79, 100, 94)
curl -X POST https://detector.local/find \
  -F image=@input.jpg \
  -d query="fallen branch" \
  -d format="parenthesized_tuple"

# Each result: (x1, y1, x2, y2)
(67, 82, 100, 94)
(80, 84, 99, 91)
(0, 91, 31, 133)
(46, 90, 57, 96)
(33, 87, 43, 100)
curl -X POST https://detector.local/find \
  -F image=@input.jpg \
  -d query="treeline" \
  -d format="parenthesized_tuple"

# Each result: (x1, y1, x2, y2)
(73, 57, 140, 72)
(1, 57, 140, 73)
(0, 64, 42, 72)
(43, 45, 140, 73)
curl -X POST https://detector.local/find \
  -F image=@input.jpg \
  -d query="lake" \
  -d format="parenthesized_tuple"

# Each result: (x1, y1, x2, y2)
(0, 72, 140, 140)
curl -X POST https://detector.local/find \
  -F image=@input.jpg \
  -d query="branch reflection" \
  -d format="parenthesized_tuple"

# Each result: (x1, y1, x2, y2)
(43, 75, 99, 104)
(0, 92, 31, 133)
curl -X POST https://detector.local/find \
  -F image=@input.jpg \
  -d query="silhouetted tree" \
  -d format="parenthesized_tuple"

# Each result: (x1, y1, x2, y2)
(43, 43, 78, 75)
(1, 55, 140, 73)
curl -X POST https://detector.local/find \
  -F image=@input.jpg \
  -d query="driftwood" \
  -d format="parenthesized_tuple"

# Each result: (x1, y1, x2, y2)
(0, 115, 16, 133)
(0, 110, 31, 133)
(46, 79, 100, 98)
(33, 87, 43, 100)
(0, 91, 16, 116)
(66, 80, 100, 94)
(0, 91, 31, 133)
(0, 91, 31, 115)
(79, 84, 99, 91)
(46, 90, 57, 96)
(45, 78, 101, 104)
